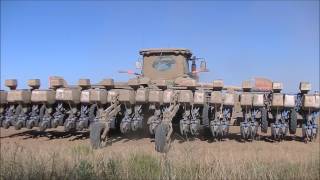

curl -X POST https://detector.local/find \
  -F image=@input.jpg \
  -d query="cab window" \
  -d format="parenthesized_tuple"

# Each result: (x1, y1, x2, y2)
(152, 56, 176, 71)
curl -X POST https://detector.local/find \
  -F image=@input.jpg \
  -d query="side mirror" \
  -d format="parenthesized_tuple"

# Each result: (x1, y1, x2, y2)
(135, 61, 142, 69)
(200, 60, 209, 72)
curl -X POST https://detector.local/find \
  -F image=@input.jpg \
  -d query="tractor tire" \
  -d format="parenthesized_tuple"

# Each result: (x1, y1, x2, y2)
(0, 116, 3, 128)
(34, 105, 46, 128)
(88, 104, 97, 123)
(147, 116, 157, 136)
(13, 105, 23, 130)
(26, 120, 35, 129)
(202, 104, 209, 126)
(155, 123, 170, 153)
(261, 108, 268, 133)
(14, 120, 24, 130)
(15, 105, 22, 115)
(39, 105, 45, 121)
(64, 121, 75, 132)
(289, 109, 297, 134)
(90, 122, 104, 149)
(3, 121, 10, 129)
(39, 121, 49, 131)
(148, 121, 155, 136)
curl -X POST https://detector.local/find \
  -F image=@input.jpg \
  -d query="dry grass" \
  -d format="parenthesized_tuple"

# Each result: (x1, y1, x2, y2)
(0, 127, 319, 180)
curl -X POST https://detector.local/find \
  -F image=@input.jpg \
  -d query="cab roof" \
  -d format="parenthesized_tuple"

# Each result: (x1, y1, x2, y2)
(139, 48, 192, 57)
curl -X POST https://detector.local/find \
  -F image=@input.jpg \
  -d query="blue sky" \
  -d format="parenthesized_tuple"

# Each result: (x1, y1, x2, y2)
(1, 0, 319, 93)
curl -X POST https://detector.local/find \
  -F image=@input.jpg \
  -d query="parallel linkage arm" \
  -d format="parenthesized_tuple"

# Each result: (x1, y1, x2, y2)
(162, 91, 180, 140)
(100, 93, 121, 140)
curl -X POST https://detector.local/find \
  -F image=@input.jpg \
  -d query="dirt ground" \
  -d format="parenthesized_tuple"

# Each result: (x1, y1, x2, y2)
(0, 126, 319, 157)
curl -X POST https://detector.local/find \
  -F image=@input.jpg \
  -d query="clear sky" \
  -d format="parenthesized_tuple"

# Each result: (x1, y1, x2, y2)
(1, 0, 319, 93)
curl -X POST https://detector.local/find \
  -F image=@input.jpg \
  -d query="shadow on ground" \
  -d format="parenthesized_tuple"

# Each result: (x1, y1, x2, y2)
(0, 125, 307, 144)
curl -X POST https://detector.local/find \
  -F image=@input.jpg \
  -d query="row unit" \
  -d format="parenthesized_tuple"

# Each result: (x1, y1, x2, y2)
(240, 93, 319, 109)
(0, 88, 200, 105)
(1, 88, 319, 109)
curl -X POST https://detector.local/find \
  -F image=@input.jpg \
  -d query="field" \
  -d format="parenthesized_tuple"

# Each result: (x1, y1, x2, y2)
(0, 126, 319, 180)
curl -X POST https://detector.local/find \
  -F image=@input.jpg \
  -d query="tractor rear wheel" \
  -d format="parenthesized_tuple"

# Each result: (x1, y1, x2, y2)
(155, 123, 170, 153)
(39, 121, 49, 131)
(261, 108, 268, 133)
(90, 122, 104, 149)
(14, 105, 23, 130)
(289, 109, 297, 134)
(38, 105, 46, 127)
(88, 104, 97, 123)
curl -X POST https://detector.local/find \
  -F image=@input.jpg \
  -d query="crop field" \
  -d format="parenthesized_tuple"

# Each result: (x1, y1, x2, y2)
(0, 126, 319, 180)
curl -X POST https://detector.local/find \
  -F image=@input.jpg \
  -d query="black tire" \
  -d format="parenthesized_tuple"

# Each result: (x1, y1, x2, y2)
(148, 116, 156, 136)
(88, 104, 97, 123)
(14, 121, 23, 130)
(149, 124, 155, 137)
(13, 105, 22, 124)
(179, 120, 186, 136)
(39, 105, 45, 122)
(261, 108, 268, 133)
(34, 105, 46, 128)
(3, 121, 10, 129)
(26, 120, 35, 129)
(155, 123, 170, 153)
(120, 120, 130, 134)
(15, 105, 22, 115)
(202, 104, 209, 126)
(13, 105, 23, 130)
(39, 121, 49, 131)
(90, 122, 104, 149)
(289, 109, 297, 134)
(270, 123, 275, 139)
(64, 121, 74, 132)
(51, 119, 59, 128)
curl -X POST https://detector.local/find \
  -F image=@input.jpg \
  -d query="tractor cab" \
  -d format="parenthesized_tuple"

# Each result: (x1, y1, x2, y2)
(138, 48, 207, 82)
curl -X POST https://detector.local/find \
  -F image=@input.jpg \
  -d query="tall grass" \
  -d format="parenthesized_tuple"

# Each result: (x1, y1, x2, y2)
(0, 143, 319, 180)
